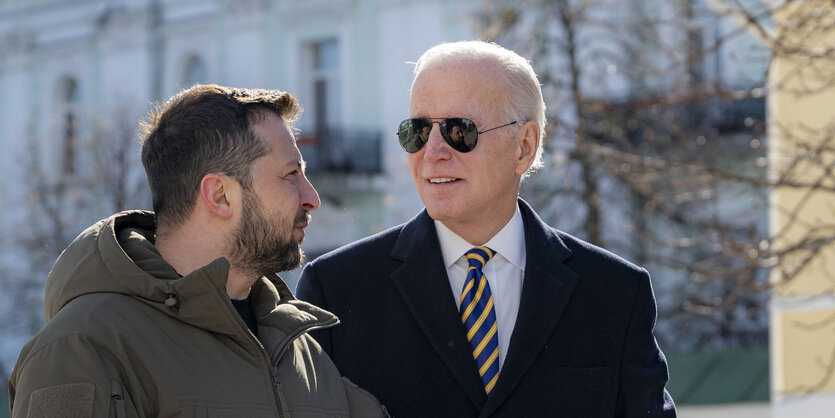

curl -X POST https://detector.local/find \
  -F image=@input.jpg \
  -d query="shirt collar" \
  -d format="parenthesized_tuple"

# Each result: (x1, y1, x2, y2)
(435, 205, 526, 271)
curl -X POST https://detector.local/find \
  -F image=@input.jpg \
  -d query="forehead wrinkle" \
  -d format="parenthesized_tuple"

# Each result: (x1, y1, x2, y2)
(409, 84, 489, 122)
(410, 61, 506, 124)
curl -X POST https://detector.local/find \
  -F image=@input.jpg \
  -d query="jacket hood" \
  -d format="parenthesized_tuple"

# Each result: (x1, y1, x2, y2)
(44, 210, 236, 324)
(44, 210, 338, 340)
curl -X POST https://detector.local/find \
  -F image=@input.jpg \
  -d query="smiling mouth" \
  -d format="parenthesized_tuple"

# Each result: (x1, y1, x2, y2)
(429, 177, 460, 184)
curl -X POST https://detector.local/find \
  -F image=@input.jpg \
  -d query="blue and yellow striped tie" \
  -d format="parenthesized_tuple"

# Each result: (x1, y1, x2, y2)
(460, 246, 500, 394)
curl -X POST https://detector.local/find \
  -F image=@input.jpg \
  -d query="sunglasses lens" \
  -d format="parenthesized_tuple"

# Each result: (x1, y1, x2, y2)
(398, 119, 431, 153)
(397, 118, 479, 153)
(441, 118, 478, 152)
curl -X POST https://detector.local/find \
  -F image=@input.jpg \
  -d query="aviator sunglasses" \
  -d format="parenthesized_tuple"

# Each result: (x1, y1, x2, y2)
(397, 118, 518, 153)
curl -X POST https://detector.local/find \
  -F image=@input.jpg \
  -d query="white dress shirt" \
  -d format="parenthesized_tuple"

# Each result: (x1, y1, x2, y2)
(435, 206, 526, 368)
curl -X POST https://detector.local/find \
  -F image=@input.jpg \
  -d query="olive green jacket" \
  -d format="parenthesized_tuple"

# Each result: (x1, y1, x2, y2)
(9, 211, 385, 417)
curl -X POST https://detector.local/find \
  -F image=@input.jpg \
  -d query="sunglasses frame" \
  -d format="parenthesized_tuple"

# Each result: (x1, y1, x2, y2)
(397, 118, 518, 153)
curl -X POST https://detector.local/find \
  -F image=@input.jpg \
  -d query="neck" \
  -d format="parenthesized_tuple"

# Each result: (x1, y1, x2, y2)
(442, 200, 517, 246)
(225, 267, 258, 300)
(155, 227, 214, 278)
(156, 221, 255, 300)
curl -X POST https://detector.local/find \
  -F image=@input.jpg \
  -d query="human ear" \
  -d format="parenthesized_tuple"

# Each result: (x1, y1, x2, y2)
(515, 121, 540, 175)
(198, 173, 236, 219)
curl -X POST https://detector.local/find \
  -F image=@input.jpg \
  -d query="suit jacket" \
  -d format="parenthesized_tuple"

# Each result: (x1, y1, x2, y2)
(297, 199, 676, 417)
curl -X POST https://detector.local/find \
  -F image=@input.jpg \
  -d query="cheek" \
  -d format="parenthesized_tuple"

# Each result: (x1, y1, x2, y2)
(272, 184, 300, 214)
(406, 155, 421, 176)
(487, 145, 517, 171)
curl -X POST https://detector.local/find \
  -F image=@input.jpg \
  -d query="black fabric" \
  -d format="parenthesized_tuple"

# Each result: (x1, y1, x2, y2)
(231, 297, 259, 339)
(296, 199, 676, 418)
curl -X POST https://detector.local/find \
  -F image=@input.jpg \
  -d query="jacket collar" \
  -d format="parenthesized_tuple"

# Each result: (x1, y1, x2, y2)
(253, 274, 340, 363)
(390, 210, 488, 409)
(389, 199, 579, 415)
(48, 210, 338, 355)
(479, 199, 578, 417)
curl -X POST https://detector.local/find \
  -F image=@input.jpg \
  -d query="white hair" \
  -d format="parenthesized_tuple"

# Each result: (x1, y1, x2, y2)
(412, 40, 547, 175)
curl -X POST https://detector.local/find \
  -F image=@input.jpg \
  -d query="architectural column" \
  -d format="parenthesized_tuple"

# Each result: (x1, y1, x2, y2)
(769, 2, 835, 417)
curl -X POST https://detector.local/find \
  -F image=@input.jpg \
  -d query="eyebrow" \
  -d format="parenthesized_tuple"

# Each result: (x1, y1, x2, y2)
(298, 159, 307, 173)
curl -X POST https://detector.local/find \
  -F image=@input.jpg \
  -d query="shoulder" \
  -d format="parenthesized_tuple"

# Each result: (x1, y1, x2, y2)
(519, 198, 647, 281)
(555, 230, 647, 277)
(550, 230, 655, 312)
(22, 294, 156, 359)
(521, 201, 650, 297)
(298, 218, 424, 296)
(12, 294, 145, 379)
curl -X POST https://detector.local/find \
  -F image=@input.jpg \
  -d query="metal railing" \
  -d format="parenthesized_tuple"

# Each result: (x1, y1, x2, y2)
(297, 126, 382, 174)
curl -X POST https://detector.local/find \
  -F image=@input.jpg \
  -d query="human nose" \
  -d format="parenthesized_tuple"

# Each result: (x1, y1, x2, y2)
(423, 122, 451, 160)
(299, 175, 321, 212)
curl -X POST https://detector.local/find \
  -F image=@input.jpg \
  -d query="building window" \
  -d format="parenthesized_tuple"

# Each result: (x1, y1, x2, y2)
(310, 39, 341, 131)
(297, 39, 380, 174)
(58, 77, 80, 176)
(181, 54, 207, 87)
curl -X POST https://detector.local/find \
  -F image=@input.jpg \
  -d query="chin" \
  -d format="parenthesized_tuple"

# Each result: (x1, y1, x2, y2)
(424, 204, 459, 222)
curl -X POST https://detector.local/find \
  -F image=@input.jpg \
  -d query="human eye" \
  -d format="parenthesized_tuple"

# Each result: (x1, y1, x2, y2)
(284, 170, 300, 180)
(278, 160, 305, 186)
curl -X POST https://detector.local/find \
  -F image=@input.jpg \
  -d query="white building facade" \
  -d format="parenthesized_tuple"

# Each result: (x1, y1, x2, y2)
(0, 0, 482, 278)
(0, 0, 479, 386)
(0, 1, 779, 416)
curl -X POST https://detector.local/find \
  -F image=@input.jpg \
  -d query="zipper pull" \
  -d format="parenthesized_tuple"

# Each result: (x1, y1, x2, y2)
(110, 379, 128, 417)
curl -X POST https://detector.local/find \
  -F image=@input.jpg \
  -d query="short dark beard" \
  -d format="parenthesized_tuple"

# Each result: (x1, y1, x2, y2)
(227, 189, 307, 278)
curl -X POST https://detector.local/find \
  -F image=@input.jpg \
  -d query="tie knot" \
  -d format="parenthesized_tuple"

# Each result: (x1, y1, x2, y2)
(465, 246, 495, 269)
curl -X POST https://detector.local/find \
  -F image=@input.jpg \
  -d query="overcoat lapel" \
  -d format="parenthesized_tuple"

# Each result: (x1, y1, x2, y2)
(389, 211, 487, 410)
(480, 200, 579, 417)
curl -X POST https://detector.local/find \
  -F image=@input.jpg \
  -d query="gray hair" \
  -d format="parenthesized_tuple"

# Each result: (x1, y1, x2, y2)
(412, 40, 546, 176)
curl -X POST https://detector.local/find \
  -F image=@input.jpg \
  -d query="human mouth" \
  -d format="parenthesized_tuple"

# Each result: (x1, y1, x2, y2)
(295, 211, 311, 226)
(294, 212, 311, 240)
(428, 177, 460, 184)
(293, 225, 306, 243)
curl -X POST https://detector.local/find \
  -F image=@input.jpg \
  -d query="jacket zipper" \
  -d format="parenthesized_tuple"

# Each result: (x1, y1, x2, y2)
(267, 320, 340, 412)
(272, 319, 393, 418)
(262, 342, 284, 418)
(217, 289, 286, 418)
(217, 288, 340, 418)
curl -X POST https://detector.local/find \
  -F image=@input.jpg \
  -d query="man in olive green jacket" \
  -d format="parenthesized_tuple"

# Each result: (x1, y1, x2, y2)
(9, 85, 386, 417)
